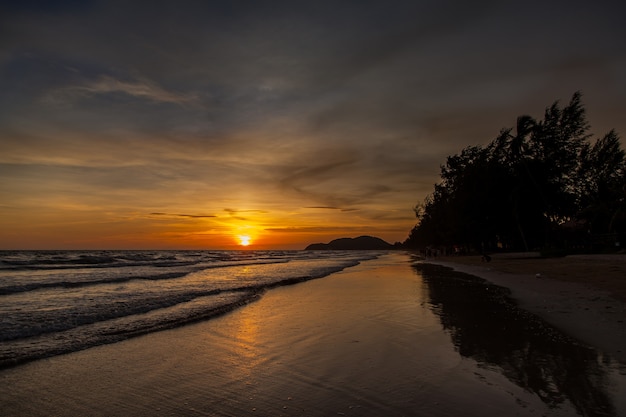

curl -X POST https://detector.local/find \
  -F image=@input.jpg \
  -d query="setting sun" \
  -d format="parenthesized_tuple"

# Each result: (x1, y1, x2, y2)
(237, 235, 251, 246)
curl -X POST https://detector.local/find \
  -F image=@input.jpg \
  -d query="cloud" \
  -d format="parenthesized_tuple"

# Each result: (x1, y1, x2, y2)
(224, 208, 268, 214)
(304, 206, 342, 210)
(44, 75, 198, 105)
(264, 226, 369, 233)
(149, 212, 216, 219)
(222, 208, 269, 221)
(276, 149, 360, 198)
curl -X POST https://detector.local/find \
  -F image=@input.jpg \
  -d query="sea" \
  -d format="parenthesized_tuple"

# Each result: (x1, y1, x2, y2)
(0, 249, 379, 369)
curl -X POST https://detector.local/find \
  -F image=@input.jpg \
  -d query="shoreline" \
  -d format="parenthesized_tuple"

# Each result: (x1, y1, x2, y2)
(420, 253, 626, 363)
(1, 253, 624, 416)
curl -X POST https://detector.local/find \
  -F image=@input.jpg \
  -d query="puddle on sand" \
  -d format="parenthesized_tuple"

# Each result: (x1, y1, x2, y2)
(413, 261, 625, 417)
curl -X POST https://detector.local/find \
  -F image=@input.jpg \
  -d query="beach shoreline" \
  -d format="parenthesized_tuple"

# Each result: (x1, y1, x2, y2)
(1, 252, 624, 416)
(420, 253, 626, 363)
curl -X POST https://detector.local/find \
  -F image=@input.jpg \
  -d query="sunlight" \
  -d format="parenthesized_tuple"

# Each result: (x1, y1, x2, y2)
(237, 235, 251, 246)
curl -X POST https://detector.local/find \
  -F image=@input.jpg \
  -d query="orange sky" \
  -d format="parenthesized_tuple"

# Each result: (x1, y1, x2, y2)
(2, 202, 411, 249)
(1, 1, 625, 249)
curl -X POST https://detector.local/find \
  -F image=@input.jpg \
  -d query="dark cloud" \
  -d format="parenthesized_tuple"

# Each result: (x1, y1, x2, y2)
(264, 226, 370, 233)
(224, 209, 268, 214)
(304, 206, 360, 212)
(149, 212, 216, 219)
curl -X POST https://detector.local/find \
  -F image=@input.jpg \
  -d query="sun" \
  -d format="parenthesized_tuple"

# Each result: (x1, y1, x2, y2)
(237, 235, 251, 246)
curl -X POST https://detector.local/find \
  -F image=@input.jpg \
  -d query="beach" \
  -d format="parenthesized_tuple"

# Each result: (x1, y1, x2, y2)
(1, 252, 625, 416)
(426, 253, 626, 363)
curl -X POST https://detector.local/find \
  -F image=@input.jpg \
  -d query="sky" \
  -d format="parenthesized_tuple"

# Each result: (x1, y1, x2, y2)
(1, 0, 625, 250)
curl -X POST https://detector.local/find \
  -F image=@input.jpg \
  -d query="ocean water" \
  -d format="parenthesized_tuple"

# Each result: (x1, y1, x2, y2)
(0, 250, 379, 369)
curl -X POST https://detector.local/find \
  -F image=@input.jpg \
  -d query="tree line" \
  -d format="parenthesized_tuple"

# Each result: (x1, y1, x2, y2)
(404, 92, 626, 254)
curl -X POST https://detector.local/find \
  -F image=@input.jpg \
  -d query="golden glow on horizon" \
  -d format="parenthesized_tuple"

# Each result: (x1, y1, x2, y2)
(0, 201, 413, 250)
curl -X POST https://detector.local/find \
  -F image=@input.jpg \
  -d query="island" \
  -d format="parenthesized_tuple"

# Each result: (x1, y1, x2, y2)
(305, 236, 393, 250)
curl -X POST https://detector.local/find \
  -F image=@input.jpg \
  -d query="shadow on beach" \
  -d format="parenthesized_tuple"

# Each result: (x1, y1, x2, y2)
(413, 261, 619, 417)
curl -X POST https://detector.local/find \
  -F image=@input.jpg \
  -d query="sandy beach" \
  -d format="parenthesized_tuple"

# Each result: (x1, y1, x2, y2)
(425, 253, 626, 363)
(1, 252, 625, 416)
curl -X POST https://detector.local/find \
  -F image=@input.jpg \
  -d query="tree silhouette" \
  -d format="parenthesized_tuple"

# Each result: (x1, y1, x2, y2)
(577, 130, 626, 236)
(405, 92, 626, 253)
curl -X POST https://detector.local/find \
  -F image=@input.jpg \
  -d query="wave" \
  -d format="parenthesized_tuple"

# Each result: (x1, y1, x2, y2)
(0, 251, 377, 369)
(0, 251, 202, 271)
(0, 291, 261, 369)
(0, 259, 290, 295)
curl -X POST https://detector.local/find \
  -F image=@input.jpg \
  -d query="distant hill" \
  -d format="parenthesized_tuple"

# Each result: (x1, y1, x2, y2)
(305, 236, 393, 250)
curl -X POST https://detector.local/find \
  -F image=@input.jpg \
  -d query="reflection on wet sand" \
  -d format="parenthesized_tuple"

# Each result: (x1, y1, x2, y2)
(413, 261, 618, 417)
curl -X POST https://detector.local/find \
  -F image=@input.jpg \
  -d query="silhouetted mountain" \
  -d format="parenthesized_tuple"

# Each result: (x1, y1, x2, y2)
(305, 236, 393, 250)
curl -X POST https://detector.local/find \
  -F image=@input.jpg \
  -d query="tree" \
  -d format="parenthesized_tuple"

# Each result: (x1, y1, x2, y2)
(529, 92, 591, 227)
(405, 92, 625, 253)
(489, 115, 539, 250)
(576, 130, 626, 235)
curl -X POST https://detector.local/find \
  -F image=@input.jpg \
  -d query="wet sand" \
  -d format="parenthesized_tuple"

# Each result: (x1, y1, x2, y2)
(425, 253, 626, 363)
(1, 253, 624, 416)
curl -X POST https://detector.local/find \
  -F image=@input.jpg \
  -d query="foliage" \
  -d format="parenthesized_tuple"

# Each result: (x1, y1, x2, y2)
(405, 92, 626, 253)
